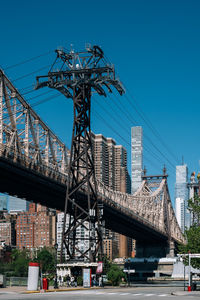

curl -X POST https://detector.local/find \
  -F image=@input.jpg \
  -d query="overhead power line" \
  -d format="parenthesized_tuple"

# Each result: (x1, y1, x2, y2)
(104, 51, 179, 166)
(4, 50, 53, 70)
(93, 95, 175, 173)
(93, 109, 162, 172)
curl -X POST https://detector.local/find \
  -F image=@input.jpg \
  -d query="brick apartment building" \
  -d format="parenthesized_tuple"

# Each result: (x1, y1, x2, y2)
(16, 203, 56, 249)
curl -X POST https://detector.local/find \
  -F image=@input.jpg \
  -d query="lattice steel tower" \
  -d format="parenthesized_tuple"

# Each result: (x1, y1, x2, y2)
(35, 45, 125, 262)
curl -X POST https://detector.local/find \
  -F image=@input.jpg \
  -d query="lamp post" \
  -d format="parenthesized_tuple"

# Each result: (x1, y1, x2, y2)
(54, 243, 58, 289)
(127, 258, 131, 287)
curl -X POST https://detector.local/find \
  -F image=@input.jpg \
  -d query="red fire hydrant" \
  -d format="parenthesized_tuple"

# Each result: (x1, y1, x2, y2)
(42, 278, 48, 290)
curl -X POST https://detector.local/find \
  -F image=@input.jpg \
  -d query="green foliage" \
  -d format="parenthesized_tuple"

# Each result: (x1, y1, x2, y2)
(77, 275, 83, 286)
(10, 249, 30, 277)
(102, 256, 112, 275)
(179, 225, 200, 268)
(178, 195, 200, 269)
(0, 261, 14, 276)
(33, 247, 55, 274)
(107, 264, 125, 286)
(188, 195, 200, 225)
(0, 247, 56, 277)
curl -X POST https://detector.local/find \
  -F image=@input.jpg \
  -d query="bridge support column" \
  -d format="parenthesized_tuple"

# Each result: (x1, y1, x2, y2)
(166, 240, 175, 258)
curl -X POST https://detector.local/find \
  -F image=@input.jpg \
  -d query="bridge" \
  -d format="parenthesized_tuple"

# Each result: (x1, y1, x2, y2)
(0, 66, 184, 259)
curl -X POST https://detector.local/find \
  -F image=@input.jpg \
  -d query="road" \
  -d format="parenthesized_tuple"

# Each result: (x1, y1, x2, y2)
(0, 286, 199, 300)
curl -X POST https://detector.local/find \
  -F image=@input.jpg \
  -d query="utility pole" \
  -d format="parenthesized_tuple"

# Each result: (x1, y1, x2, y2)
(35, 45, 125, 262)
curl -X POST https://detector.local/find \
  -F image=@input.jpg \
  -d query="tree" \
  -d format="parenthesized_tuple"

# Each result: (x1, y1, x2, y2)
(107, 264, 125, 286)
(102, 255, 112, 275)
(188, 195, 200, 225)
(33, 247, 55, 274)
(179, 195, 200, 268)
(11, 249, 30, 277)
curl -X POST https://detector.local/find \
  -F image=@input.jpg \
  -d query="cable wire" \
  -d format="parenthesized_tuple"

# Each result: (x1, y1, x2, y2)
(4, 50, 53, 70)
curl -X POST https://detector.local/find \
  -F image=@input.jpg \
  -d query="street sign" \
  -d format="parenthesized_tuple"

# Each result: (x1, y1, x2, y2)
(178, 253, 200, 258)
(123, 269, 135, 273)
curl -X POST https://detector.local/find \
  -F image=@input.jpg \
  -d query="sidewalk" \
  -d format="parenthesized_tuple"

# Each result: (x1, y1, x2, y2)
(171, 290, 200, 296)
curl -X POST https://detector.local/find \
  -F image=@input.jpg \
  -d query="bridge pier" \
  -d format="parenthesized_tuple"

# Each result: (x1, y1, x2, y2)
(166, 240, 175, 258)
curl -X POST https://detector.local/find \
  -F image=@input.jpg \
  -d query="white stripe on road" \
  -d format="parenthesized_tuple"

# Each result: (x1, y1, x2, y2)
(132, 294, 142, 296)
(107, 292, 117, 295)
(145, 294, 155, 297)
(120, 293, 130, 295)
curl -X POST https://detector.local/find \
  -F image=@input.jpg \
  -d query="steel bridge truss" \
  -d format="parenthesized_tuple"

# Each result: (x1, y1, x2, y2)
(35, 45, 125, 262)
(0, 57, 185, 262)
(0, 69, 69, 182)
(98, 174, 184, 244)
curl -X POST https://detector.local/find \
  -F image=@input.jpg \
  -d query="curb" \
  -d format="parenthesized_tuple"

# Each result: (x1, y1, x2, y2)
(171, 291, 200, 296)
(24, 287, 102, 294)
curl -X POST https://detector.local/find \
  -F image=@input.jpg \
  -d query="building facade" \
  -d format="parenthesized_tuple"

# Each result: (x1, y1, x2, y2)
(16, 203, 56, 249)
(188, 171, 200, 225)
(57, 212, 89, 261)
(91, 133, 130, 193)
(131, 126, 143, 194)
(0, 194, 8, 210)
(8, 196, 30, 213)
(91, 132, 132, 259)
(0, 212, 16, 246)
(175, 164, 190, 232)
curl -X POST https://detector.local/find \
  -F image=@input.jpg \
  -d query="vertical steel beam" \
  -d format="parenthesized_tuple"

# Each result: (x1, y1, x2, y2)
(61, 86, 102, 262)
(0, 74, 3, 145)
(45, 131, 49, 167)
(24, 110, 29, 157)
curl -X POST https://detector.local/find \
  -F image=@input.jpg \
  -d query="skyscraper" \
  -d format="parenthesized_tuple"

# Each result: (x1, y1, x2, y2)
(91, 132, 131, 258)
(91, 133, 130, 192)
(8, 196, 29, 213)
(175, 165, 190, 232)
(0, 194, 8, 210)
(131, 126, 143, 194)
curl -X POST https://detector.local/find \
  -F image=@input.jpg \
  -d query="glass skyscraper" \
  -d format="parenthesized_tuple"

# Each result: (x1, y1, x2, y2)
(131, 126, 143, 194)
(175, 164, 190, 232)
(8, 196, 29, 212)
(0, 193, 8, 210)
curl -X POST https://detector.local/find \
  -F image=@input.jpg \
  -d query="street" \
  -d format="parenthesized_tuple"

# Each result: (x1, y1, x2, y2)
(0, 286, 199, 300)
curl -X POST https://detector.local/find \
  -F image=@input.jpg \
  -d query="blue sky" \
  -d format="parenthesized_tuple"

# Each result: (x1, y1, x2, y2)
(1, 0, 200, 203)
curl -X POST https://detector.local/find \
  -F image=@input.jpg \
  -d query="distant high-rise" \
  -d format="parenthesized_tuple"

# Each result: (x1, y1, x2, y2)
(8, 196, 29, 213)
(175, 165, 190, 231)
(91, 132, 131, 259)
(0, 194, 8, 210)
(131, 126, 143, 194)
(91, 133, 130, 192)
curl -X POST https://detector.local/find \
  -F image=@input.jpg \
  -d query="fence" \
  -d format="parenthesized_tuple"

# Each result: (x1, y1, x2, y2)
(6, 277, 28, 286)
